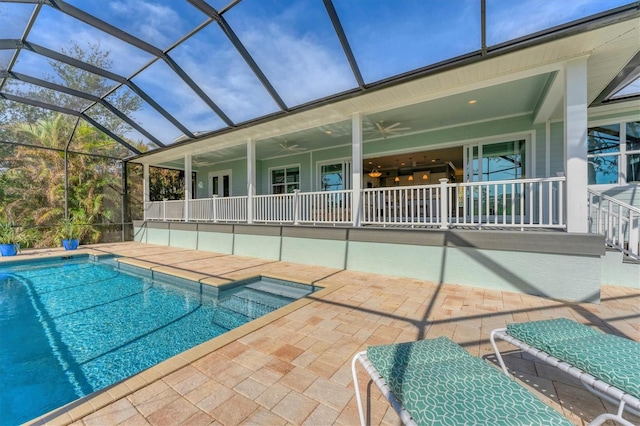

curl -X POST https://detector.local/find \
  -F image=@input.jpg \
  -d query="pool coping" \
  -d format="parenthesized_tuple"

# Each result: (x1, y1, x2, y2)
(11, 249, 344, 426)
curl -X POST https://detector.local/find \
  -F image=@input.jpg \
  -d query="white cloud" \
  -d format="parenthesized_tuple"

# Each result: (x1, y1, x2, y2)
(168, 27, 280, 124)
(486, 0, 628, 45)
(239, 22, 356, 107)
(108, 0, 187, 48)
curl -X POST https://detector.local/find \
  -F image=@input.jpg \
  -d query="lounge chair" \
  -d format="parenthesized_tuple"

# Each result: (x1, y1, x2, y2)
(351, 336, 572, 425)
(490, 318, 640, 426)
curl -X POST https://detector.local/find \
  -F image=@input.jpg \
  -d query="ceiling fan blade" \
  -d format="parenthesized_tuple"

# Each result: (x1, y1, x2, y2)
(376, 122, 384, 132)
(386, 122, 401, 130)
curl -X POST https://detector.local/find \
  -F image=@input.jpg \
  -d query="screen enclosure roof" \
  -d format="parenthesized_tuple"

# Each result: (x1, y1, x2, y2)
(1, 0, 639, 161)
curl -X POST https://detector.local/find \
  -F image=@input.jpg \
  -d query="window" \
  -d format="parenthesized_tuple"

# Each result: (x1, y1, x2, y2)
(271, 166, 299, 194)
(588, 120, 639, 185)
(626, 122, 640, 183)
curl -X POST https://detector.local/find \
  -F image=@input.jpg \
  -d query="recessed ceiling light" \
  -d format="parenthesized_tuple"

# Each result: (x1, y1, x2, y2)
(368, 161, 373, 165)
(325, 130, 332, 134)
(401, 162, 405, 166)
(468, 99, 477, 104)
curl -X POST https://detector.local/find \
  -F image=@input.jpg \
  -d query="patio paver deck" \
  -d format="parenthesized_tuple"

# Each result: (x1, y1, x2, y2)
(5, 242, 638, 426)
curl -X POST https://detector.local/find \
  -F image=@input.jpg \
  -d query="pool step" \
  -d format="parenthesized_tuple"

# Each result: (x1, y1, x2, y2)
(245, 280, 312, 299)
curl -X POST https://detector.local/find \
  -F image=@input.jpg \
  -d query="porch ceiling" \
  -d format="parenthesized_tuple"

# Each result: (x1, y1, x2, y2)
(140, 15, 640, 170)
(157, 73, 552, 170)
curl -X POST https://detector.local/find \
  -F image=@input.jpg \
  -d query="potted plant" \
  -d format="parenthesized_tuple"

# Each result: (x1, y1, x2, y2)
(0, 221, 19, 256)
(57, 217, 80, 250)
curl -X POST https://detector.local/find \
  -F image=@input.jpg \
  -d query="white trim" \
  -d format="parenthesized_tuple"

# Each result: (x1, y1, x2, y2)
(588, 114, 640, 127)
(208, 169, 233, 197)
(533, 69, 564, 124)
(588, 103, 640, 119)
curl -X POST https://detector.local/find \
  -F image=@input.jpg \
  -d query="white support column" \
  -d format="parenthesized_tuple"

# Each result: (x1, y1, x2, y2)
(185, 153, 192, 222)
(564, 57, 589, 233)
(143, 163, 150, 221)
(247, 139, 256, 224)
(143, 164, 150, 203)
(351, 112, 363, 227)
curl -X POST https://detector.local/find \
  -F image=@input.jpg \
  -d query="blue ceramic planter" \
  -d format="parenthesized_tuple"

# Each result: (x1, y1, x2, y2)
(62, 239, 79, 250)
(0, 243, 17, 256)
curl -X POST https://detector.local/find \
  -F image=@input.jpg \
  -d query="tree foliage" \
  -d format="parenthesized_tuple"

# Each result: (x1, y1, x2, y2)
(0, 42, 146, 247)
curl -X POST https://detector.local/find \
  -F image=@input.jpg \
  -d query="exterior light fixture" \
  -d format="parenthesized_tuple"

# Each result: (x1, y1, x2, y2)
(408, 175, 414, 181)
(394, 176, 400, 182)
(422, 173, 429, 180)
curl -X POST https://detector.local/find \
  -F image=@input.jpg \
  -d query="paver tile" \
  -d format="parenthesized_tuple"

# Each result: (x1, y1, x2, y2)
(25, 243, 637, 426)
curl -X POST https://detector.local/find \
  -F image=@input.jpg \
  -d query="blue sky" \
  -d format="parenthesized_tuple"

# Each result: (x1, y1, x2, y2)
(0, 0, 634, 147)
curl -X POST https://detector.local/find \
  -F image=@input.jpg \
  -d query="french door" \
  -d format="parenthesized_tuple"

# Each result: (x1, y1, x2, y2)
(208, 170, 231, 197)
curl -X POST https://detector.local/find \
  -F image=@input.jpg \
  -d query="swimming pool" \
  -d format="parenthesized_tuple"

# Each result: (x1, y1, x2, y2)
(0, 255, 316, 425)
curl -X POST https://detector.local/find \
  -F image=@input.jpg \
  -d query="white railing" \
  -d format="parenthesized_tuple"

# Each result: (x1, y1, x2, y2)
(449, 177, 565, 228)
(190, 198, 215, 221)
(588, 189, 639, 259)
(253, 193, 295, 223)
(143, 177, 566, 231)
(144, 200, 185, 221)
(362, 185, 442, 226)
(215, 195, 248, 222)
(297, 190, 352, 224)
(144, 196, 248, 222)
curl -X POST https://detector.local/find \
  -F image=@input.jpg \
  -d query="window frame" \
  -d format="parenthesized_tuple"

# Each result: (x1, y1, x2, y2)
(316, 158, 352, 191)
(269, 164, 301, 194)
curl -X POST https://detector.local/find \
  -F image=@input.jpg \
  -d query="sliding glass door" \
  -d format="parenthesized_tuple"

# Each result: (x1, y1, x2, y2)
(464, 139, 527, 221)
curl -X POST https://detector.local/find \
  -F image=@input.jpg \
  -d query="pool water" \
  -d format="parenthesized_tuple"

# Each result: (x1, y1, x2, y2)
(0, 257, 314, 425)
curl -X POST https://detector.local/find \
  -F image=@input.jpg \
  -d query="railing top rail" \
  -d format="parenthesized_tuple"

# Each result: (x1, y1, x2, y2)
(362, 184, 439, 192)
(298, 189, 352, 196)
(216, 195, 249, 200)
(254, 193, 294, 198)
(588, 188, 640, 213)
(453, 176, 566, 187)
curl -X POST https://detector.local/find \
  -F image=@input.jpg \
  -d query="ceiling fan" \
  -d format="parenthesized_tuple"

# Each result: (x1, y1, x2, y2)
(366, 120, 410, 138)
(278, 141, 307, 153)
(193, 151, 225, 167)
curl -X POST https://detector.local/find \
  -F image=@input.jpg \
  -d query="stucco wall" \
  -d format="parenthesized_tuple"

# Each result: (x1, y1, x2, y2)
(133, 221, 610, 302)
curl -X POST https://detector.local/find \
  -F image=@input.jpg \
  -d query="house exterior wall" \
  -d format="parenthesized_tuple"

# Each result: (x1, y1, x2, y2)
(189, 108, 637, 201)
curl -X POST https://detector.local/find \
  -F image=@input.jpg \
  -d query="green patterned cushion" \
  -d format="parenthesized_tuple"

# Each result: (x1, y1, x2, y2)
(507, 318, 600, 352)
(547, 334, 640, 399)
(367, 336, 470, 379)
(367, 337, 571, 425)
